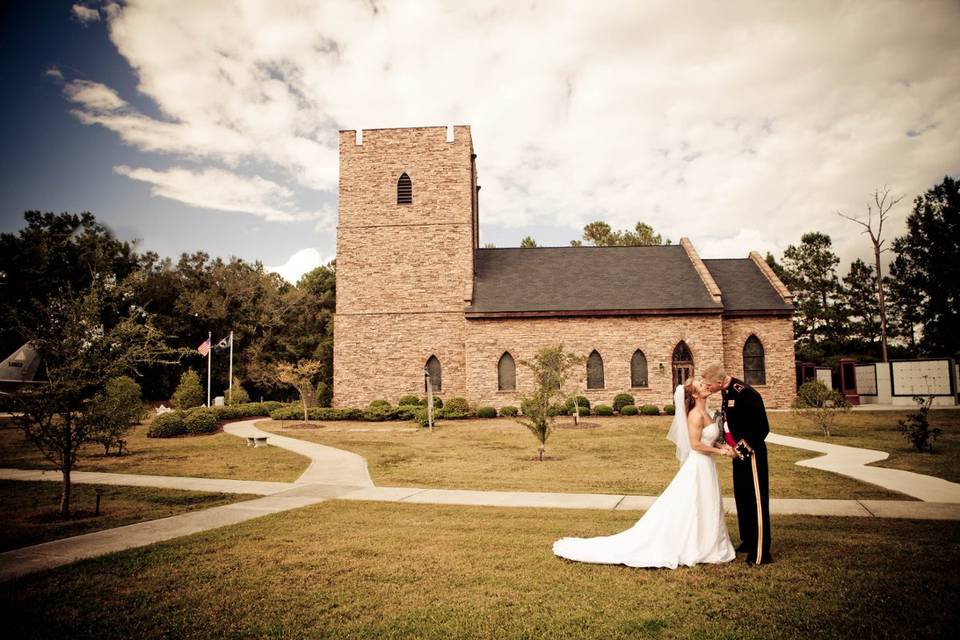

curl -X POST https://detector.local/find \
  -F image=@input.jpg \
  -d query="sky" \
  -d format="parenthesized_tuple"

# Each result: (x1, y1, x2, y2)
(1, 0, 958, 283)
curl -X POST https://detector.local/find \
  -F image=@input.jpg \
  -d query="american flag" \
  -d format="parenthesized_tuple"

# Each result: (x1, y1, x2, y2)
(197, 338, 211, 356)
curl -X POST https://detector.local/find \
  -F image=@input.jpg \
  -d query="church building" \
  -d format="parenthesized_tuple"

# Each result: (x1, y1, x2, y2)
(333, 125, 796, 410)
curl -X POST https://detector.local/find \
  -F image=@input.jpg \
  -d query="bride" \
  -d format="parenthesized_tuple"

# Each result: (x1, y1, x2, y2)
(553, 379, 736, 569)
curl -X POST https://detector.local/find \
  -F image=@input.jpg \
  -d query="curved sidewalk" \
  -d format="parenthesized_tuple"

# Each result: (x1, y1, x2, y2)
(767, 433, 960, 503)
(223, 420, 373, 487)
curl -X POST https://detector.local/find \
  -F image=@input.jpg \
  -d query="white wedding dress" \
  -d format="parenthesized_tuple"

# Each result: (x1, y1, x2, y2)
(553, 390, 735, 569)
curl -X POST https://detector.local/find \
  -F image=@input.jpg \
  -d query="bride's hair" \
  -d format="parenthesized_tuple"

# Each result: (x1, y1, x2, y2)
(682, 379, 698, 415)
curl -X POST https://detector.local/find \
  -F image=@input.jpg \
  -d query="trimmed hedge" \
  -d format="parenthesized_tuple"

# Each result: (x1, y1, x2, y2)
(612, 393, 635, 413)
(208, 402, 285, 420)
(620, 404, 639, 416)
(444, 397, 470, 414)
(564, 396, 590, 411)
(369, 399, 391, 410)
(641, 404, 660, 416)
(185, 410, 218, 435)
(398, 395, 421, 407)
(663, 404, 676, 415)
(147, 412, 187, 438)
(499, 405, 519, 417)
(594, 404, 614, 416)
(477, 406, 497, 418)
(268, 405, 364, 421)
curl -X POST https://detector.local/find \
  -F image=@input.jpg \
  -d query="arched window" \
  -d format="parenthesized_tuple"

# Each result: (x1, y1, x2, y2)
(743, 335, 766, 385)
(425, 355, 441, 392)
(397, 172, 412, 204)
(631, 349, 649, 388)
(587, 350, 604, 389)
(498, 352, 516, 391)
(672, 341, 694, 387)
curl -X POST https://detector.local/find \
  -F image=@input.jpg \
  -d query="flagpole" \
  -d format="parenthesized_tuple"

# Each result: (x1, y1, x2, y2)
(228, 331, 234, 404)
(206, 330, 212, 407)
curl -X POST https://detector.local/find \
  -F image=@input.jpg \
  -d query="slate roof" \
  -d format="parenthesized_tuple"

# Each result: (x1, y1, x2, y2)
(465, 246, 724, 317)
(702, 259, 794, 315)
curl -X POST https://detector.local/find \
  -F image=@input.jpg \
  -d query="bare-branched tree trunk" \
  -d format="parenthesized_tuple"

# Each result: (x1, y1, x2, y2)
(838, 187, 903, 362)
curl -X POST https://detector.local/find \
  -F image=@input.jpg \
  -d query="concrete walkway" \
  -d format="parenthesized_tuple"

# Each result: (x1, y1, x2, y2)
(4, 418, 960, 582)
(767, 433, 960, 503)
(223, 420, 374, 487)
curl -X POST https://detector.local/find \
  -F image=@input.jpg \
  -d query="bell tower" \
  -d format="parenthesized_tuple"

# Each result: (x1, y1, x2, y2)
(333, 125, 478, 407)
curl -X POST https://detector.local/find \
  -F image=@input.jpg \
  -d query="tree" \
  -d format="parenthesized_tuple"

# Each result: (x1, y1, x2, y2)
(0, 211, 139, 360)
(781, 232, 844, 357)
(577, 220, 670, 247)
(275, 360, 324, 422)
(226, 377, 250, 405)
(515, 346, 584, 460)
(12, 276, 176, 515)
(520, 236, 538, 248)
(86, 376, 146, 455)
(172, 370, 204, 409)
(887, 176, 960, 357)
(884, 252, 923, 353)
(837, 187, 903, 361)
(791, 380, 850, 437)
(839, 259, 881, 352)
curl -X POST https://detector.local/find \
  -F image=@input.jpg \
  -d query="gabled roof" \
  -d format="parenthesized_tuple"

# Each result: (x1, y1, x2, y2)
(702, 259, 794, 315)
(465, 245, 724, 317)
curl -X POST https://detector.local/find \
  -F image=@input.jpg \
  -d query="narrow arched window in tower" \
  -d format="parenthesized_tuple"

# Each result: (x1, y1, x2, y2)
(397, 172, 412, 204)
(425, 355, 441, 392)
(498, 352, 516, 391)
(631, 349, 649, 388)
(743, 335, 766, 386)
(587, 350, 604, 390)
(672, 341, 694, 387)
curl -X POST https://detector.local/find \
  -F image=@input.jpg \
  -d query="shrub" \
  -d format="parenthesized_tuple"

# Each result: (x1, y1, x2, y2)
(612, 393, 635, 413)
(171, 370, 204, 409)
(147, 412, 187, 438)
(444, 397, 470, 414)
(437, 407, 470, 420)
(548, 402, 567, 417)
(792, 380, 850, 436)
(185, 409, 219, 435)
(898, 395, 942, 452)
(268, 405, 364, 421)
(86, 375, 145, 455)
(398, 395, 421, 407)
(663, 404, 676, 415)
(564, 395, 590, 410)
(369, 399, 391, 409)
(641, 404, 660, 416)
(499, 405, 519, 417)
(620, 404, 639, 416)
(226, 378, 250, 405)
(413, 407, 430, 427)
(477, 406, 497, 418)
(594, 404, 614, 416)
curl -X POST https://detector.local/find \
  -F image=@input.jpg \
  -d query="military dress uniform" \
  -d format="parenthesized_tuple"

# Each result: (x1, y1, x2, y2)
(720, 377, 772, 565)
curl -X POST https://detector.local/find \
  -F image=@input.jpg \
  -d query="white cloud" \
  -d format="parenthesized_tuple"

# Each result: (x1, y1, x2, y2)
(266, 248, 330, 284)
(65, 0, 960, 268)
(71, 3, 100, 24)
(113, 165, 332, 223)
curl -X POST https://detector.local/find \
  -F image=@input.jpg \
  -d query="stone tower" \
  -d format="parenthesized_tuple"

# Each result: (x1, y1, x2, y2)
(333, 125, 478, 407)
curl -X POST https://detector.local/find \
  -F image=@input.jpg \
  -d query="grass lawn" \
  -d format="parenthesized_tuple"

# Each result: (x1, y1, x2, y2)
(0, 419, 309, 482)
(2, 500, 957, 639)
(256, 417, 906, 500)
(770, 408, 960, 483)
(0, 480, 255, 552)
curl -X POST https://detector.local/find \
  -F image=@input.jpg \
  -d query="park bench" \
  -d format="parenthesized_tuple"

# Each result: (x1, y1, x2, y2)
(246, 436, 269, 448)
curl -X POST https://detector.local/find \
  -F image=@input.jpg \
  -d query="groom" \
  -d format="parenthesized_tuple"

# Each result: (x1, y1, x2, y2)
(703, 363, 772, 565)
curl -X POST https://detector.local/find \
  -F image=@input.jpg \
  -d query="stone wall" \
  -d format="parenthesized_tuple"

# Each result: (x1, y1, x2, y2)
(720, 316, 796, 409)
(463, 314, 725, 409)
(334, 126, 476, 408)
(333, 312, 467, 408)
